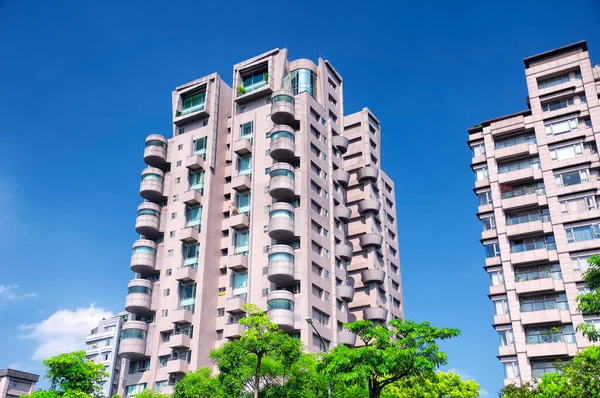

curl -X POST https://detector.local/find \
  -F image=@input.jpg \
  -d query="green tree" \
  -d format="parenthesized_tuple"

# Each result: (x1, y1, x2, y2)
(172, 368, 225, 398)
(262, 354, 329, 398)
(209, 304, 302, 398)
(576, 255, 600, 341)
(381, 371, 479, 398)
(499, 382, 537, 398)
(319, 319, 460, 398)
(23, 351, 108, 398)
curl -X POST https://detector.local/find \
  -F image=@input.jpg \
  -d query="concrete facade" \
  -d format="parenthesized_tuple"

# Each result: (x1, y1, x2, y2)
(0, 369, 38, 398)
(119, 48, 403, 395)
(85, 315, 125, 397)
(469, 41, 600, 386)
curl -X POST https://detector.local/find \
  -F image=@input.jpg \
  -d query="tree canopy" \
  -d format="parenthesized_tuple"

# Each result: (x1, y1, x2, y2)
(576, 255, 600, 341)
(381, 371, 479, 398)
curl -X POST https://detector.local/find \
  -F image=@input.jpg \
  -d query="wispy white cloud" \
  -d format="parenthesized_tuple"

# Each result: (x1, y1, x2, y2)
(480, 389, 489, 396)
(0, 284, 37, 305)
(449, 368, 473, 380)
(19, 305, 113, 361)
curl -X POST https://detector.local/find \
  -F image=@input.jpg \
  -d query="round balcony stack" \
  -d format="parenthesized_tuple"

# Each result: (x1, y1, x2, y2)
(270, 90, 296, 126)
(143, 134, 168, 167)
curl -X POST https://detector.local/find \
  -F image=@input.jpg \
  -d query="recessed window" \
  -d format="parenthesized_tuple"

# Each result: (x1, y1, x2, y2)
(176, 161, 182, 167)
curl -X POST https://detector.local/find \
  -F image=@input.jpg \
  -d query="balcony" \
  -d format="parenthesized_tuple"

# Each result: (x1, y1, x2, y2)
(358, 199, 381, 214)
(357, 166, 379, 182)
(359, 233, 383, 249)
(363, 307, 388, 322)
(175, 266, 197, 282)
(333, 169, 350, 187)
(336, 243, 353, 261)
(235, 70, 273, 105)
(182, 190, 202, 206)
(168, 334, 191, 349)
(270, 125, 295, 162)
(338, 330, 357, 347)
(226, 296, 247, 314)
(334, 205, 352, 222)
(332, 135, 349, 154)
(180, 227, 199, 244)
(361, 269, 386, 284)
(139, 167, 164, 202)
(228, 254, 248, 271)
(515, 278, 564, 295)
(135, 203, 161, 236)
(501, 188, 547, 210)
(505, 220, 549, 237)
(268, 245, 295, 284)
(170, 309, 193, 324)
(270, 91, 296, 125)
(498, 168, 542, 184)
(118, 321, 147, 359)
(224, 322, 245, 339)
(174, 86, 210, 126)
(124, 279, 152, 314)
(511, 248, 556, 265)
(498, 344, 517, 357)
(268, 203, 295, 241)
(337, 285, 355, 301)
(526, 341, 576, 358)
(232, 175, 251, 192)
(233, 139, 253, 156)
(520, 309, 571, 325)
(494, 143, 537, 161)
(185, 155, 205, 171)
(269, 163, 295, 200)
(166, 359, 189, 374)
(493, 314, 511, 325)
(130, 240, 157, 274)
(267, 290, 295, 332)
(143, 134, 167, 167)
(230, 213, 250, 230)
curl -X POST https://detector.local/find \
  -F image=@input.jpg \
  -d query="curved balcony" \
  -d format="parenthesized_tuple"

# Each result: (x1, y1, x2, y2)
(332, 135, 349, 154)
(334, 205, 352, 223)
(267, 290, 295, 332)
(124, 279, 152, 314)
(338, 330, 357, 347)
(270, 91, 296, 125)
(337, 284, 355, 301)
(130, 240, 157, 274)
(139, 167, 165, 202)
(336, 243, 353, 261)
(270, 125, 295, 162)
(358, 198, 380, 215)
(357, 166, 379, 182)
(361, 269, 386, 284)
(269, 163, 295, 200)
(118, 321, 148, 359)
(143, 134, 167, 167)
(135, 202, 160, 236)
(359, 233, 383, 249)
(267, 245, 295, 284)
(363, 307, 388, 322)
(333, 169, 350, 187)
(268, 203, 295, 241)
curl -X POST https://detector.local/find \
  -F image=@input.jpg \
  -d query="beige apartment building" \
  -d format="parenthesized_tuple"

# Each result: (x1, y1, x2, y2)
(0, 369, 38, 398)
(469, 41, 600, 386)
(118, 48, 403, 396)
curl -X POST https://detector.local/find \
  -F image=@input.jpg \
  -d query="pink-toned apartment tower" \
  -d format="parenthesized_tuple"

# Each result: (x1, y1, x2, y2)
(118, 48, 403, 395)
(469, 41, 600, 386)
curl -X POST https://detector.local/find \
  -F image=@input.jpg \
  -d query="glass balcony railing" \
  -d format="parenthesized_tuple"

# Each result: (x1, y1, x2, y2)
(526, 332, 575, 345)
(501, 185, 545, 199)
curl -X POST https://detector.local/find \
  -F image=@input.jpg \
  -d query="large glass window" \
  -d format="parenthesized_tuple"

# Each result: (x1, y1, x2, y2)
(236, 192, 250, 214)
(271, 131, 295, 141)
(270, 169, 294, 179)
(503, 361, 520, 379)
(495, 132, 536, 149)
(129, 359, 150, 374)
(183, 244, 199, 268)
(538, 72, 579, 89)
(145, 140, 166, 148)
(470, 142, 485, 157)
(498, 329, 514, 346)
(484, 242, 501, 258)
(481, 215, 496, 231)
(560, 195, 597, 214)
(121, 329, 146, 340)
(494, 299, 509, 315)
(545, 117, 579, 136)
(240, 122, 254, 139)
(268, 252, 294, 262)
(132, 246, 155, 255)
(141, 173, 163, 182)
(283, 69, 318, 99)
(271, 94, 294, 104)
(238, 155, 252, 175)
(510, 235, 556, 253)
(572, 255, 596, 271)
(520, 293, 568, 312)
(179, 283, 197, 312)
(241, 70, 268, 93)
(477, 191, 492, 206)
(137, 208, 158, 217)
(474, 167, 488, 181)
(181, 92, 206, 115)
(515, 264, 562, 282)
(498, 157, 540, 174)
(490, 270, 504, 286)
(193, 137, 207, 159)
(267, 298, 294, 311)
(234, 231, 249, 254)
(189, 170, 205, 191)
(186, 206, 202, 229)
(565, 224, 600, 243)
(125, 384, 147, 398)
(270, 209, 294, 219)
(531, 360, 560, 378)
(506, 208, 550, 225)
(555, 169, 589, 187)
(525, 325, 575, 345)
(127, 286, 151, 295)
(550, 143, 583, 161)
(542, 97, 574, 112)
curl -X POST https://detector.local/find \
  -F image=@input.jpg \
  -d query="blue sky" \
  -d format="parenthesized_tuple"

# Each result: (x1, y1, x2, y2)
(1, 0, 599, 395)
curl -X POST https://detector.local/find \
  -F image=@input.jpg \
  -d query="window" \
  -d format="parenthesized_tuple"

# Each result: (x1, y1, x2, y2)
(236, 192, 251, 214)
(477, 191, 492, 206)
(490, 270, 504, 286)
(241, 70, 268, 93)
(470, 142, 485, 157)
(167, 249, 174, 257)
(510, 235, 556, 252)
(129, 359, 150, 374)
(166, 269, 172, 276)
(217, 308, 225, 317)
(171, 212, 177, 220)
(550, 142, 584, 161)
(240, 106, 246, 113)
(493, 298, 509, 315)
(474, 167, 488, 181)
(506, 208, 550, 225)
(525, 324, 575, 345)
(531, 360, 561, 378)
(176, 161, 182, 167)
(178, 143, 184, 150)
(481, 215, 496, 231)
(216, 330, 223, 340)
(186, 206, 202, 229)
(237, 155, 252, 175)
(555, 169, 590, 187)
(183, 243, 199, 268)
(262, 288, 269, 297)
(572, 254, 596, 272)
(164, 288, 170, 297)
(503, 361, 520, 379)
(484, 242, 500, 258)
(240, 122, 254, 139)
(312, 333, 330, 352)
(312, 263, 323, 276)
(495, 132, 536, 149)
(498, 157, 540, 174)
(312, 284, 323, 298)
(125, 383, 147, 398)
(181, 92, 206, 115)
(538, 71, 580, 89)
(189, 170, 205, 191)
(312, 308, 330, 326)
(515, 264, 562, 282)
(545, 117, 579, 136)
(560, 195, 597, 214)
(155, 381, 166, 392)
(520, 293, 568, 312)
(234, 231, 249, 254)
(565, 224, 600, 243)
(498, 329, 514, 346)
(542, 97, 574, 112)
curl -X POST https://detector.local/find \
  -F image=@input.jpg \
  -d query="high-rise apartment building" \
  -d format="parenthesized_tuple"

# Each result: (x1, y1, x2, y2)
(118, 48, 402, 395)
(85, 315, 125, 397)
(469, 41, 600, 386)
(0, 369, 38, 398)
